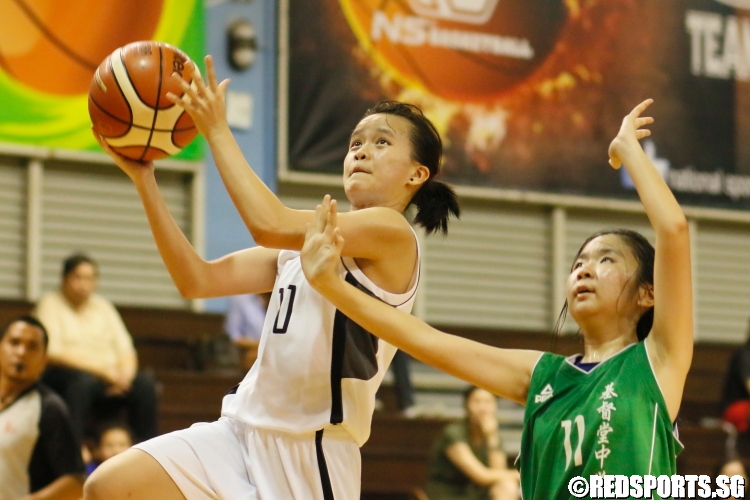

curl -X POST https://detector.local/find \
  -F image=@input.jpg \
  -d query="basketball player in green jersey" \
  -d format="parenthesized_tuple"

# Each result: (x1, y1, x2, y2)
(300, 99, 692, 499)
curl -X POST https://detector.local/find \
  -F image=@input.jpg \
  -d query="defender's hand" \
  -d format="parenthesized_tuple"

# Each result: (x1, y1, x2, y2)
(301, 195, 345, 290)
(608, 99, 654, 170)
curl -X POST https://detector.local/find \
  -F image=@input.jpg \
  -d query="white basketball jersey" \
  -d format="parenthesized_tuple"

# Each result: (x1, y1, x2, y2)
(222, 237, 421, 446)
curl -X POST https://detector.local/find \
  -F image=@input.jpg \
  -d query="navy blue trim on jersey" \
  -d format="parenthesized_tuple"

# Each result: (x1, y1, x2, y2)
(226, 384, 240, 396)
(330, 302, 347, 425)
(573, 355, 599, 373)
(315, 430, 335, 500)
(329, 272, 385, 424)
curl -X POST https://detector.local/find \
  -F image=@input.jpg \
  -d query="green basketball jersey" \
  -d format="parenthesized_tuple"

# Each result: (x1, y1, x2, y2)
(518, 341, 683, 500)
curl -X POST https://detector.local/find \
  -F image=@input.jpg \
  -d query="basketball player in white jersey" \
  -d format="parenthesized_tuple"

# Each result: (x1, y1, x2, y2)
(84, 55, 459, 500)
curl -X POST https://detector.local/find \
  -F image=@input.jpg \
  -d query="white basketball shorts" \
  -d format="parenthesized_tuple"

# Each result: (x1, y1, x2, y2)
(133, 417, 360, 500)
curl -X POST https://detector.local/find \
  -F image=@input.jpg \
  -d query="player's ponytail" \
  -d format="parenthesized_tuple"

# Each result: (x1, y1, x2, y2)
(411, 178, 460, 235)
(363, 101, 460, 235)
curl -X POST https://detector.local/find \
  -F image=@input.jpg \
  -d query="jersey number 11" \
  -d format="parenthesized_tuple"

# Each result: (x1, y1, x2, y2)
(561, 415, 585, 468)
(273, 285, 297, 334)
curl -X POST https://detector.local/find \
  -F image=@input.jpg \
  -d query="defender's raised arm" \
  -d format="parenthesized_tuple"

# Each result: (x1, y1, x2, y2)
(608, 99, 693, 421)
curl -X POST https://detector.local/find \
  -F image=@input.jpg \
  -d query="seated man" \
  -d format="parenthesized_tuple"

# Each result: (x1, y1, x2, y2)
(0, 316, 85, 500)
(34, 254, 157, 443)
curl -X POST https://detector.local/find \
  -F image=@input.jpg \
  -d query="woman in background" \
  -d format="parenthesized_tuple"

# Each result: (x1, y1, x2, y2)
(425, 386, 519, 500)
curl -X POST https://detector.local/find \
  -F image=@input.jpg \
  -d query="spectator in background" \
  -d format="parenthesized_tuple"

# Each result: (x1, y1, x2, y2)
(391, 350, 417, 416)
(424, 386, 519, 500)
(34, 254, 157, 443)
(716, 459, 748, 500)
(224, 292, 272, 370)
(84, 423, 134, 475)
(721, 319, 750, 433)
(0, 316, 84, 500)
(718, 458, 748, 481)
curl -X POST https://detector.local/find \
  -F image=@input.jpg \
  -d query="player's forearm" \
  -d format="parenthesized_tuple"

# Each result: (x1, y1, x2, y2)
(619, 143, 687, 235)
(205, 127, 301, 247)
(314, 277, 439, 361)
(25, 474, 83, 500)
(312, 276, 534, 404)
(131, 173, 209, 298)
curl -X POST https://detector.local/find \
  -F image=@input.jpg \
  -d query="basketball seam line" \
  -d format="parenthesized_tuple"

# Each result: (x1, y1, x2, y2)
(141, 43, 165, 162)
(120, 45, 154, 128)
(109, 55, 134, 134)
(90, 96, 196, 134)
(110, 145, 171, 156)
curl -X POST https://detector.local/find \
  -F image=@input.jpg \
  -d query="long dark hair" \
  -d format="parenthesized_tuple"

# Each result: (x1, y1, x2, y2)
(554, 229, 655, 341)
(363, 101, 460, 235)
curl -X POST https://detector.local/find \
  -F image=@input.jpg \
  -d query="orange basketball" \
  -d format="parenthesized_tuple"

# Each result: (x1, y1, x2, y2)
(0, 0, 163, 95)
(88, 41, 199, 162)
(340, 0, 568, 101)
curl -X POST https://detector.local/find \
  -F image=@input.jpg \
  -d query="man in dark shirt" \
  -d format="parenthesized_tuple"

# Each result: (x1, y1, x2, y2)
(721, 321, 750, 432)
(0, 316, 85, 500)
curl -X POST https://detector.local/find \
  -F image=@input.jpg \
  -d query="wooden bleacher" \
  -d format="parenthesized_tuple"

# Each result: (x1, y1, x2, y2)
(0, 300, 740, 497)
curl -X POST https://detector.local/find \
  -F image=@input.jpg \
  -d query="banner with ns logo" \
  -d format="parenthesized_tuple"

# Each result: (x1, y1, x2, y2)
(283, 0, 750, 210)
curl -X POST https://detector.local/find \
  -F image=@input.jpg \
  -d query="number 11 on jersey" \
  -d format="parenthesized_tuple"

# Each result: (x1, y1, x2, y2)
(273, 285, 297, 334)
(561, 415, 585, 468)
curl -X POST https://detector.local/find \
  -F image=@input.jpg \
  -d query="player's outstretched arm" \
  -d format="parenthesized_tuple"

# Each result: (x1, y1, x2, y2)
(167, 56, 416, 262)
(95, 132, 279, 299)
(608, 99, 693, 420)
(302, 196, 542, 405)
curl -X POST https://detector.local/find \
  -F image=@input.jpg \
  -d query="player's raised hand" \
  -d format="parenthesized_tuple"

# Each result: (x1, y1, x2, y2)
(608, 99, 654, 170)
(302, 195, 345, 289)
(166, 55, 231, 140)
(93, 129, 155, 181)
